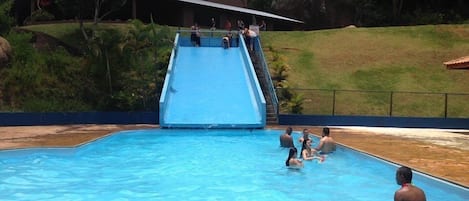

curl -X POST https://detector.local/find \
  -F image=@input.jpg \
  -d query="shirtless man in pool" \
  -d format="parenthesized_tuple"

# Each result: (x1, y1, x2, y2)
(279, 127, 294, 148)
(394, 166, 427, 201)
(314, 127, 336, 154)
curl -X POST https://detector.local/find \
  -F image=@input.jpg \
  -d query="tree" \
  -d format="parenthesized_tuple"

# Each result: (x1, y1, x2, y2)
(119, 19, 172, 110)
(86, 28, 124, 94)
(92, 0, 127, 24)
(67, 0, 128, 97)
(392, 0, 404, 23)
(36, 0, 52, 10)
(0, 0, 14, 66)
(55, 0, 94, 20)
(0, 0, 14, 35)
(248, 0, 274, 11)
(54, 0, 127, 40)
(352, 0, 391, 27)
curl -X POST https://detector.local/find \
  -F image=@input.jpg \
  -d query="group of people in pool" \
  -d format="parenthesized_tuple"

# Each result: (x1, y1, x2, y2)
(280, 127, 336, 168)
(280, 126, 427, 201)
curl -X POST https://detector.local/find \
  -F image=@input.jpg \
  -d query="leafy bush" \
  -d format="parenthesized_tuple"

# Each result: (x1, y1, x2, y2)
(79, 20, 172, 111)
(1, 32, 93, 111)
(268, 45, 303, 114)
(107, 20, 172, 111)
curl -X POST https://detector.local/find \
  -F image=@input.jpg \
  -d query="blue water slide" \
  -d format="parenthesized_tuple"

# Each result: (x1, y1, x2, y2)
(159, 32, 266, 128)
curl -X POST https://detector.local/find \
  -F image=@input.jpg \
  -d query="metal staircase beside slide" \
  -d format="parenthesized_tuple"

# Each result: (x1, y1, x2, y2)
(249, 50, 279, 125)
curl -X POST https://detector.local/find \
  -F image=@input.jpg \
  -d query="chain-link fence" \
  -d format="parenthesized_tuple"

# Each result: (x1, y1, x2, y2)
(281, 89, 469, 118)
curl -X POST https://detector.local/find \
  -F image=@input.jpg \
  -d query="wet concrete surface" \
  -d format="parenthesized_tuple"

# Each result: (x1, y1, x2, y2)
(0, 124, 467, 187)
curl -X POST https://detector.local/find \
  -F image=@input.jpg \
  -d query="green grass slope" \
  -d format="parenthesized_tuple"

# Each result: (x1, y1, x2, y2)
(23, 22, 135, 49)
(261, 25, 469, 93)
(261, 25, 469, 117)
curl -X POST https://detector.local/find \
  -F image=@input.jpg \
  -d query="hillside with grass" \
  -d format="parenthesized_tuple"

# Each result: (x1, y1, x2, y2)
(6, 23, 469, 117)
(261, 25, 469, 93)
(260, 25, 469, 117)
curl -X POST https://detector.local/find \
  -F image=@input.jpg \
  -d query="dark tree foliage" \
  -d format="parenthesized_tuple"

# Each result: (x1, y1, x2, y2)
(54, 0, 127, 23)
(248, 0, 274, 12)
(249, 0, 469, 29)
(80, 19, 172, 111)
(0, 0, 14, 34)
(0, 18, 172, 112)
(10, 0, 469, 29)
(54, 0, 95, 20)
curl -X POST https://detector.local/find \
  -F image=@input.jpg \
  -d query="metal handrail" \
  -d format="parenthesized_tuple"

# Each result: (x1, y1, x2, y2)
(253, 37, 279, 115)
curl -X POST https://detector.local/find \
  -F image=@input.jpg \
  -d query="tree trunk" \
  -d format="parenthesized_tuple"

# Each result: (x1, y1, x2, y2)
(132, 0, 136, 19)
(105, 50, 113, 94)
(94, 0, 100, 24)
(392, 0, 404, 24)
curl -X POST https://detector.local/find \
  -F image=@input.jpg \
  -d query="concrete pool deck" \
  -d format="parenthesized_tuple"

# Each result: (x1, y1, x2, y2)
(0, 124, 468, 187)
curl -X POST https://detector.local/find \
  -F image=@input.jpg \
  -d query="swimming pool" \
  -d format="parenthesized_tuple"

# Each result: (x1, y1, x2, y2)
(0, 129, 467, 201)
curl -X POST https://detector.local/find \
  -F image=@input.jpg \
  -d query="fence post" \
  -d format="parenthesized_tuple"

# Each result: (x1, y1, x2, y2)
(332, 90, 336, 116)
(444, 93, 448, 118)
(389, 91, 393, 116)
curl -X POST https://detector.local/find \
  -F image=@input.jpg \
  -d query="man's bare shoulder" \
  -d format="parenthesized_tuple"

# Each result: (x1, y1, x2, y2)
(394, 187, 426, 201)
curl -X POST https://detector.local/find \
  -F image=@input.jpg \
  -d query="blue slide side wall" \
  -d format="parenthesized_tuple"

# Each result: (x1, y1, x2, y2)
(158, 34, 179, 126)
(238, 35, 266, 126)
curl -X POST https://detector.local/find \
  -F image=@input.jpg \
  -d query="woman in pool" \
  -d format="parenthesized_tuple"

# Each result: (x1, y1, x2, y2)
(301, 139, 325, 162)
(285, 147, 303, 168)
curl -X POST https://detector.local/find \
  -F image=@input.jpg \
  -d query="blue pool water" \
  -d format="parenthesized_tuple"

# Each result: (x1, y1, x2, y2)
(0, 129, 467, 201)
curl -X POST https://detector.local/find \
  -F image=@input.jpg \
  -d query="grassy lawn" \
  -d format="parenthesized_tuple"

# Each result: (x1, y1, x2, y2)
(23, 22, 136, 49)
(261, 25, 469, 93)
(261, 25, 469, 117)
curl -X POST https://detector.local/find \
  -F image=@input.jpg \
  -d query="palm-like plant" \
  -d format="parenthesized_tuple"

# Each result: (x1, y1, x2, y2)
(121, 19, 172, 110)
(86, 28, 124, 94)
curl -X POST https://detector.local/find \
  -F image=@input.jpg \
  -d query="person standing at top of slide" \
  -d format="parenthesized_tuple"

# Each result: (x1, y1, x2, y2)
(237, 19, 245, 32)
(224, 19, 232, 31)
(210, 18, 216, 31)
(243, 27, 257, 51)
(259, 20, 266, 31)
(190, 23, 201, 47)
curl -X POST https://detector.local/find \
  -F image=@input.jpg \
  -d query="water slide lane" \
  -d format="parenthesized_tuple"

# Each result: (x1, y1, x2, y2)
(163, 46, 262, 127)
